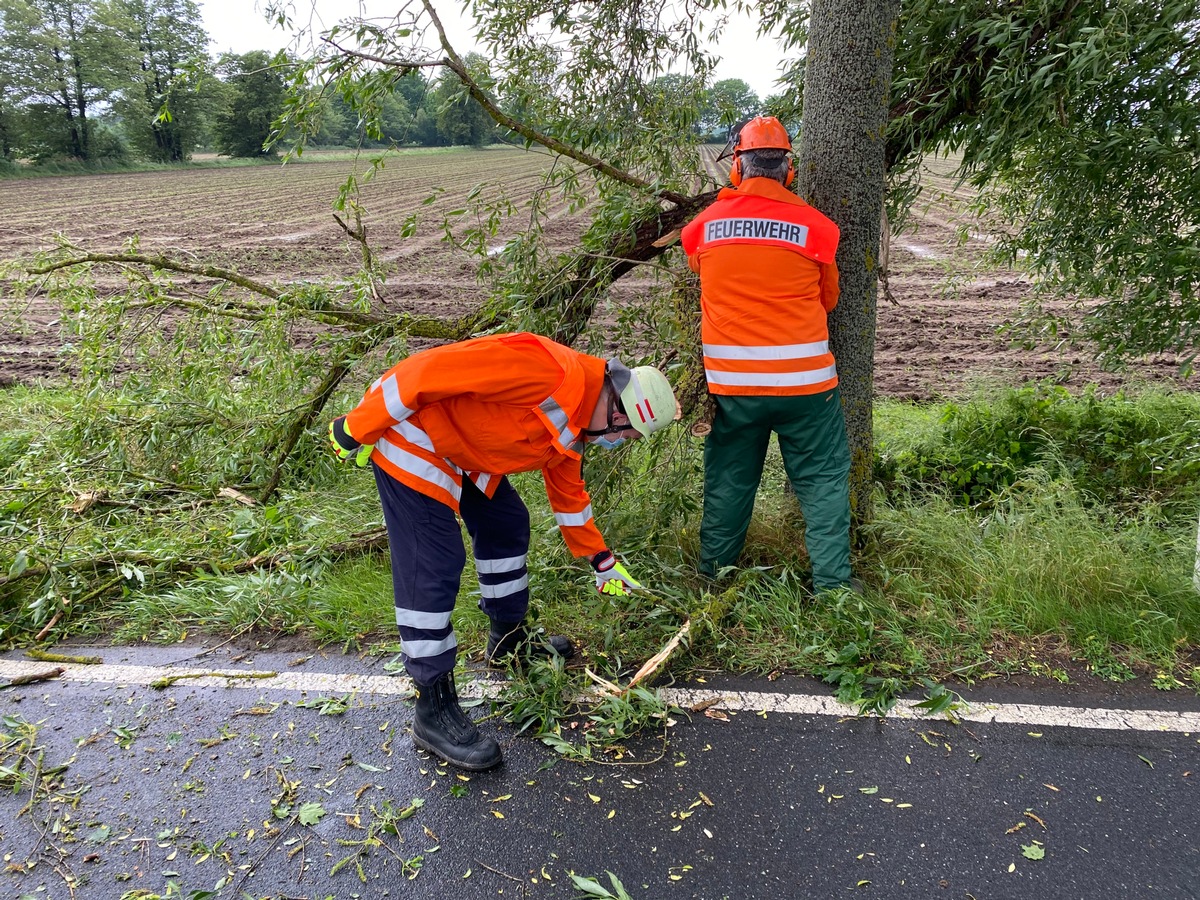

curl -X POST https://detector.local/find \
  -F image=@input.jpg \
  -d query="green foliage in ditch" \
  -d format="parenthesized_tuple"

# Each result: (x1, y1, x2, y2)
(875, 382, 1200, 513)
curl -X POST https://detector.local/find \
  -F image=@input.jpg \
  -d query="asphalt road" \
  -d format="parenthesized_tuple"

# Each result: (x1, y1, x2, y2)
(0, 644, 1196, 900)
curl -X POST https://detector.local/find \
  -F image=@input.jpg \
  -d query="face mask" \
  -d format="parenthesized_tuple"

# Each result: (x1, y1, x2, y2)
(592, 435, 627, 450)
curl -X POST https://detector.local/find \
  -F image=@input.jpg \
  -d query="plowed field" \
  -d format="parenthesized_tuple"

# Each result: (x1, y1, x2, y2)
(0, 147, 1190, 396)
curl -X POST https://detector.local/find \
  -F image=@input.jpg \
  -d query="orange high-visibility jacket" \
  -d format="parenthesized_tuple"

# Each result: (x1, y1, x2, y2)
(343, 333, 609, 558)
(680, 177, 841, 397)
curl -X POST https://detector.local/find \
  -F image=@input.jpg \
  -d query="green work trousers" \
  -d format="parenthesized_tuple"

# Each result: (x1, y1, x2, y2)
(699, 388, 852, 589)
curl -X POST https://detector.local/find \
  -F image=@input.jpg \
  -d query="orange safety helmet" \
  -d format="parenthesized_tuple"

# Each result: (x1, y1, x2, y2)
(722, 115, 795, 188)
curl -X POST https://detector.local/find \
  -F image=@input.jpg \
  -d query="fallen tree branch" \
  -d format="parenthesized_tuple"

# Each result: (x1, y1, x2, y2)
(0, 668, 65, 689)
(332, 206, 380, 301)
(590, 620, 691, 697)
(0, 528, 389, 597)
(28, 251, 282, 299)
(25, 650, 102, 665)
(535, 195, 716, 346)
(150, 670, 278, 690)
(329, 6, 692, 208)
(258, 335, 379, 504)
(228, 526, 389, 574)
(23, 249, 476, 333)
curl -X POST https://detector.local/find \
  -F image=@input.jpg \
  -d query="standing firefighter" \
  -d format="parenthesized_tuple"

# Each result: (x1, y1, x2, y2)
(681, 115, 854, 591)
(328, 332, 678, 770)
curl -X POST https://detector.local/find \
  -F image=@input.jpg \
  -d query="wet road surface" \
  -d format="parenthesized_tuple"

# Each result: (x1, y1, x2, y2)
(0, 644, 1196, 900)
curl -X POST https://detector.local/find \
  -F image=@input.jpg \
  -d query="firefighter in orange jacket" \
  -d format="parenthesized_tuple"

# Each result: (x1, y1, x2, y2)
(680, 116, 853, 591)
(328, 332, 678, 770)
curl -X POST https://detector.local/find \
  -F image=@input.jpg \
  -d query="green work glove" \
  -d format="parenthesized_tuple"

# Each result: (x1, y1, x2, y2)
(328, 417, 374, 467)
(591, 550, 642, 596)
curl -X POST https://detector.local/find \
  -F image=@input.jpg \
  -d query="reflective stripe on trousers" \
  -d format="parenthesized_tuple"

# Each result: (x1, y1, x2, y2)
(373, 466, 531, 684)
(463, 476, 531, 622)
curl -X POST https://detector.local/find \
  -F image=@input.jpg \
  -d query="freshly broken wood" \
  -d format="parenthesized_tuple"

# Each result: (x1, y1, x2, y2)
(590, 619, 692, 697)
(626, 620, 691, 691)
(689, 395, 717, 437)
(218, 486, 257, 506)
(68, 490, 109, 513)
(1, 667, 65, 689)
(584, 667, 624, 695)
(652, 228, 682, 248)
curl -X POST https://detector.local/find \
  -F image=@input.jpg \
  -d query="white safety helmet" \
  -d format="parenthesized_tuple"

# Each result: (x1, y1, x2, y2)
(607, 361, 680, 437)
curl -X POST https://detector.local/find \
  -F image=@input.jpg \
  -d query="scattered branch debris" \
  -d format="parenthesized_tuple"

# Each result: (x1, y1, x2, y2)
(0, 667, 65, 689)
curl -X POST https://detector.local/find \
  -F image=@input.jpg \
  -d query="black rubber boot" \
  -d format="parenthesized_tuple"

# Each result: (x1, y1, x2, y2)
(411, 674, 502, 771)
(486, 619, 575, 667)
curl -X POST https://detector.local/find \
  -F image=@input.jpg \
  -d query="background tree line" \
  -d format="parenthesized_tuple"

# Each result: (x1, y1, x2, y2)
(0, 0, 765, 167)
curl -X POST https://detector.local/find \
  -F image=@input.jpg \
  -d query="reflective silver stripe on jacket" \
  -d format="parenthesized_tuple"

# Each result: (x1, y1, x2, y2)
(705, 364, 838, 388)
(478, 574, 530, 599)
(539, 397, 578, 451)
(381, 373, 415, 423)
(402, 634, 458, 658)
(476, 554, 527, 574)
(395, 608, 453, 630)
(390, 419, 435, 452)
(470, 472, 495, 493)
(703, 341, 829, 361)
(554, 505, 594, 527)
(375, 440, 463, 502)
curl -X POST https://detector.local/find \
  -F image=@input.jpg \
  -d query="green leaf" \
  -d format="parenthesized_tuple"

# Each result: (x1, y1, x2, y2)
(297, 802, 326, 826)
(569, 873, 622, 898)
(606, 871, 630, 898)
(1021, 843, 1045, 860)
(569, 874, 612, 896)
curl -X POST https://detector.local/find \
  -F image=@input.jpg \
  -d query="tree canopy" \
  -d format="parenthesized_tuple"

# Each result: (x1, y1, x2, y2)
(0, 0, 521, 163)
(212, 50, 287, 158)
(107, 0, 210, 162)
(880, 0, 1200, 364)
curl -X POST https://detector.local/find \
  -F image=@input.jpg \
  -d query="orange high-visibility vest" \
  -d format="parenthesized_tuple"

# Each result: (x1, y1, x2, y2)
(343, 333, 609, 557)
(681, 177, 841, 397)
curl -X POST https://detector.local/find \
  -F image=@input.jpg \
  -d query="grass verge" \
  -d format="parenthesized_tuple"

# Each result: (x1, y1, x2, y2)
(2, 377, 1198, 756)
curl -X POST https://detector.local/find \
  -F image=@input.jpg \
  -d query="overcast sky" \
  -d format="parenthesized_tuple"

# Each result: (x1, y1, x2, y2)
(197, 0, 788, 101)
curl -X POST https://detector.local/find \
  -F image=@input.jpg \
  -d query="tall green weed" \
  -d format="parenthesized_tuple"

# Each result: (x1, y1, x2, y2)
(876, 383, 1200, 516)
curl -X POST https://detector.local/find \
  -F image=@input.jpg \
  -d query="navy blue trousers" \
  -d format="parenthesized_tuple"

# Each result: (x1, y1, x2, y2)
(373, 465, 531, 684)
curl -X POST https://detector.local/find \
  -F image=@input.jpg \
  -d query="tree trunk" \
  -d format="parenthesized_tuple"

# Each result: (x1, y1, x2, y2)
(64, 0, 90, 160)
(795, 0, 900, 533)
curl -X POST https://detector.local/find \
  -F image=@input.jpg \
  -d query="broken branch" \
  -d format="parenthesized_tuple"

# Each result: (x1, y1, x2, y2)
(1, 668, 66, 689)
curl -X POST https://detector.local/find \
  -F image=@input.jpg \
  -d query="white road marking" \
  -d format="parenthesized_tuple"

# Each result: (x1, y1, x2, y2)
(1, 660, 1197, 734)
(659, 688, 1200, 733)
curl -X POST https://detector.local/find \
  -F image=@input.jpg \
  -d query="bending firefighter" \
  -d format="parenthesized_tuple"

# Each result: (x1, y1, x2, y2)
(328, 332, 678, 770)
(681, 115, 854, 591)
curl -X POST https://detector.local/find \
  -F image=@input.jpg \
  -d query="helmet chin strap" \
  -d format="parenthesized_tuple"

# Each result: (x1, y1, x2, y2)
(584, 376, 626, 437)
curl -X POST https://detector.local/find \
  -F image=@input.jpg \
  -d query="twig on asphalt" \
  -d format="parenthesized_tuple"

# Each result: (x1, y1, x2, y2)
(473, 858, 527, 898)
(1, 667, 65, 690)
(25, 649, 101, 665)
(228, 815, 297, 897)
